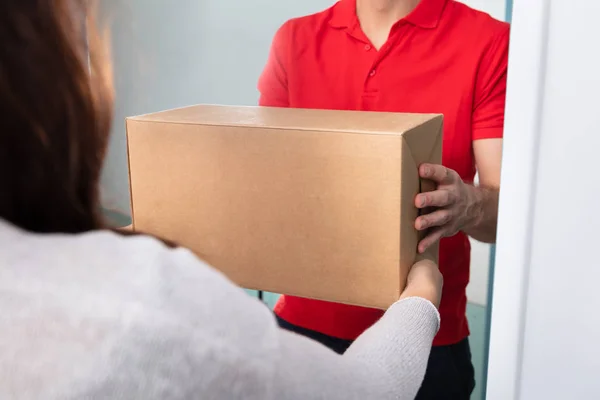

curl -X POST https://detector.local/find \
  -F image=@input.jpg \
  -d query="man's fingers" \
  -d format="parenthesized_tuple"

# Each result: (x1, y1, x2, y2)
(419, 163, 455, 184)
(415, 209, 453, 231)
(415, 189, 456, 208)
(418, 227, 446, 254)
(414, 164, 461, 253)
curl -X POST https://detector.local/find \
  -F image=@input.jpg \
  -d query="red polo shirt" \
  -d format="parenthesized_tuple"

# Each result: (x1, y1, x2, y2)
(258, 0, 509, 346)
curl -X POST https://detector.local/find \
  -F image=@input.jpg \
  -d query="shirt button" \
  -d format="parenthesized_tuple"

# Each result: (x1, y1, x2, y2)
(369, 69, 376, 77)
(365, 44, 371, 51)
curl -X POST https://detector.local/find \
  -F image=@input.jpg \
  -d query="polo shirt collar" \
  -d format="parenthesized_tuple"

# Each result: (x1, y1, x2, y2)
(329, 0, 448, 30)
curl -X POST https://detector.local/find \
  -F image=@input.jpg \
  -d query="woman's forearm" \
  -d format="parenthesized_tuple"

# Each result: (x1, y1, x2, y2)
(271, 297, 440, 399)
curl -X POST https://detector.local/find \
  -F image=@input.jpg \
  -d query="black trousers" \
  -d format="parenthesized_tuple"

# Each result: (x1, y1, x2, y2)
(277, 316, 475, 400)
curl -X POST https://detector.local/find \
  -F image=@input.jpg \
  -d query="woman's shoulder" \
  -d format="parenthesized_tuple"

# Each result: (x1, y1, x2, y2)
(0, 220, 278, 398)
(0, 220, 203, 289)
(0, 219, 253, 320)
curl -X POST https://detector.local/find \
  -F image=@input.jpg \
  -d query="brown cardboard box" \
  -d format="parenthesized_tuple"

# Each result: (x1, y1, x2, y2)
(126, 105, 442, 309)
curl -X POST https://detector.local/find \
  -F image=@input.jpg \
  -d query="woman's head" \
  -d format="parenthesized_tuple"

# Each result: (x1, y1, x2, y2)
(0, 0, 113, 233)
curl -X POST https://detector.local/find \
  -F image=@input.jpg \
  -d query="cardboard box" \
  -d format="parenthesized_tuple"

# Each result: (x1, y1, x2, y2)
(126, 105, 442, 309)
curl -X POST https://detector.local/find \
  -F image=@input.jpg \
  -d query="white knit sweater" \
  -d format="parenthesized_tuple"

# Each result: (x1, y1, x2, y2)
(0, 219, 439, 400)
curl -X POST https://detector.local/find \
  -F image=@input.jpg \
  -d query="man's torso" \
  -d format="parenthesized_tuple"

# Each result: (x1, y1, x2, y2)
(259, 0, 509, 345)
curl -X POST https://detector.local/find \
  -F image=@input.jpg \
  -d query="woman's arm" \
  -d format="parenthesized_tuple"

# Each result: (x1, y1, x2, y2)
(156, 247, 441, 400)
(78, 236, 441, 400)
(150, 246, 441, 400)
(270, 297, 439, 400)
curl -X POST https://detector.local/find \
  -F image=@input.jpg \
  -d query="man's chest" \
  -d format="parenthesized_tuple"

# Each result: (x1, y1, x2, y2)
(287, 41, 475, 116)
(285, 44, 478, 175)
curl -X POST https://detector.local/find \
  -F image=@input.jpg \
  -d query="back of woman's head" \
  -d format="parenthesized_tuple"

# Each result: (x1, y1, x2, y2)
(0, 0, 113, 233)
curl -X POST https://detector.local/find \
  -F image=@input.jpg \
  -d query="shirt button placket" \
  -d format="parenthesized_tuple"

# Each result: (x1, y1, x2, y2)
(363, 43, 381, 111)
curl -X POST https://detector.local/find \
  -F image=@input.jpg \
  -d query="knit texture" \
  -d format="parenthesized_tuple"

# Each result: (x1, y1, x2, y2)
(0, 219, 439, 399)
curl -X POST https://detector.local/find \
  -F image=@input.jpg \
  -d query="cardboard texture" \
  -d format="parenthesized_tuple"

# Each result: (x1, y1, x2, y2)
(126, 105, 443, 309)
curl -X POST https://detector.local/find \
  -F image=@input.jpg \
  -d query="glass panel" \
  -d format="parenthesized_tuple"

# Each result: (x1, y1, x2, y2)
(481, 2, 512, 398)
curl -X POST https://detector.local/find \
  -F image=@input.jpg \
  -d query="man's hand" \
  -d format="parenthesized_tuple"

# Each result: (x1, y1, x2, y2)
(414, 163, 483, 253)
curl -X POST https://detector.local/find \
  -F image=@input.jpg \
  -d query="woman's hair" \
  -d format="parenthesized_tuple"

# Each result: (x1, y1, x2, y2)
(0, 0, 113, 233)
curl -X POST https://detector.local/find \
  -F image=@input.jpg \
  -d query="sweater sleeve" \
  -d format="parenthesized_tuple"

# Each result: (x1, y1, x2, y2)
(155, 247, 440, 400)
(269, 298, 439, 400)
(56, 238, 440, 400)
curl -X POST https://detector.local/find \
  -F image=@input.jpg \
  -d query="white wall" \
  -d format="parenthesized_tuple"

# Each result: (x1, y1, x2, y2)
(101, 0, 506, 306)
(99, 0, 332, 213)
(487, 0, 600, 398)
(464, 0, 505, 20)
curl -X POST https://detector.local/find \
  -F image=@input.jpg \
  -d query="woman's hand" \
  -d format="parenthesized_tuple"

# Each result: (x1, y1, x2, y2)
(399, 258, 443, 309)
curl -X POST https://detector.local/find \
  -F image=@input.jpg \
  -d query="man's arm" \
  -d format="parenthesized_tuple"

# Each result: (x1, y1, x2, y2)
(463, 23, 510, 243)
(415, 160, 500, 252)
(461, 138, 502, 243)
(257, 21, 291, 107)
(415, 25, 509, 252)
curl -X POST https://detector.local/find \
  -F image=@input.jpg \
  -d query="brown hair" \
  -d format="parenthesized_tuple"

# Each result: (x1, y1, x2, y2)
(0, 0, 113, 233)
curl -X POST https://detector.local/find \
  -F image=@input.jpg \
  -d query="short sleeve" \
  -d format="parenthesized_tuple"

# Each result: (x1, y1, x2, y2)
(472, 26, 510, 140)
(258, 21, 292, 107)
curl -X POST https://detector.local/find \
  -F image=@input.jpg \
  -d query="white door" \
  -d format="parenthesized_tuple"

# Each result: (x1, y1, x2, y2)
(487, 0, 600, 398)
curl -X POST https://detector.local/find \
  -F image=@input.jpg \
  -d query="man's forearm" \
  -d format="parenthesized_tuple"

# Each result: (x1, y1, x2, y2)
(462, 185, 499, 243)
